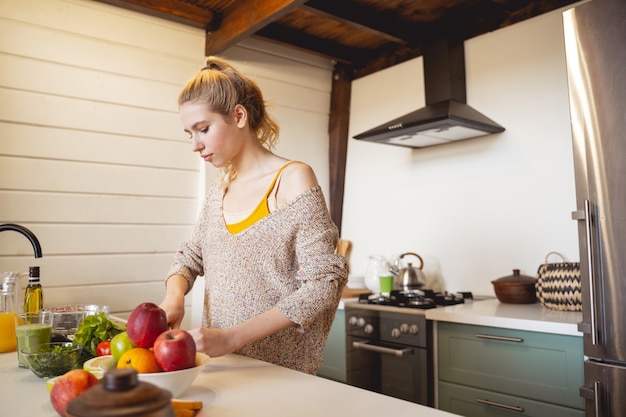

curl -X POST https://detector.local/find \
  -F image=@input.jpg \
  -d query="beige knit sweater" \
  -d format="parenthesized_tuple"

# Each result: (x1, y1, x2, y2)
(167, 181, 348, 374)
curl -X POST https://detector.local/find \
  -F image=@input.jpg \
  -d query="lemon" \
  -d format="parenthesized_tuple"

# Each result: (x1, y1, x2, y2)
(46, 375, 61, 392)
(83, 355, 116, 372)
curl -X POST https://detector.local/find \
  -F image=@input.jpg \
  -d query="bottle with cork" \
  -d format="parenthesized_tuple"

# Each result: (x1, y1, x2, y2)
(23, 266, 43, 313)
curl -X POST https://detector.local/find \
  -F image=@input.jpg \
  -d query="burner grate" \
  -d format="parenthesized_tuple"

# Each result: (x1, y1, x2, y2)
(358, 289, 473, 309)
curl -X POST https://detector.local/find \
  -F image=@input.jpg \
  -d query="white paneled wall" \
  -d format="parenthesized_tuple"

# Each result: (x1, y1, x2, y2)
(0, 0, 204, 325)
(0, 0, 334, 328)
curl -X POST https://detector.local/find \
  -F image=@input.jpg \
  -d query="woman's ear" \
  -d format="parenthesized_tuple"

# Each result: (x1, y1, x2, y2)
(234, 104, 247, 128)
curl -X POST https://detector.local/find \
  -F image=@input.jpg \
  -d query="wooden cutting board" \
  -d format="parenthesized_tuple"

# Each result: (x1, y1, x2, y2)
(342, 287, 371, 299)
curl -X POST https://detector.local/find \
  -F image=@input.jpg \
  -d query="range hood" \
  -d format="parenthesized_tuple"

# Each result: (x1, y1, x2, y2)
(354, 38, 505, 148)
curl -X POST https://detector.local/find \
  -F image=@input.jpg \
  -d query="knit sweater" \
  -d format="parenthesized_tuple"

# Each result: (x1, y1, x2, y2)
(167, 181, 348, 374)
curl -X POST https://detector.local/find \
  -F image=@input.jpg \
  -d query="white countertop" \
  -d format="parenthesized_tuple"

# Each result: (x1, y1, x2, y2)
(425, 298, 583, 336)
(0, 352, 460, 417)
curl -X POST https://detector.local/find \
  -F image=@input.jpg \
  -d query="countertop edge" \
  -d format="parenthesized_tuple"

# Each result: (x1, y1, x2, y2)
(425, 299, 583, 337)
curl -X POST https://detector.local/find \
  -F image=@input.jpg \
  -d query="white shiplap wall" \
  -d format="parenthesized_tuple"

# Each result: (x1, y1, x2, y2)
(0, 0, 333, 328)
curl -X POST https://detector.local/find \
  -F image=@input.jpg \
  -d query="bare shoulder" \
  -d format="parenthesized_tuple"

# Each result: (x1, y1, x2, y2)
(277, 161, 319, 203)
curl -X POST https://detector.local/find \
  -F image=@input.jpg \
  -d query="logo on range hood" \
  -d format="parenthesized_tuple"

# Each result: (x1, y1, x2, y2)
(354, 39, 505, 148)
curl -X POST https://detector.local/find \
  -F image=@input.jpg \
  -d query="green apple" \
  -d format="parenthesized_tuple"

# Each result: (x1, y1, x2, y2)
(110, 331, 135, 363)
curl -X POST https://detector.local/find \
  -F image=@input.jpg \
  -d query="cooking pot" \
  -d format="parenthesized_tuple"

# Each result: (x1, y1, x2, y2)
(390, 252, 426, 291)
(491, 269, 538, 304)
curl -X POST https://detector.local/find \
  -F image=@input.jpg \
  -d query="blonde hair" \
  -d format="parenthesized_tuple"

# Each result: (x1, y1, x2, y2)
(178, 56, 280, 186)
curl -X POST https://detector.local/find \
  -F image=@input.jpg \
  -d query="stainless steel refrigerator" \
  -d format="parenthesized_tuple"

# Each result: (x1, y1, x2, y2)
(564, 0, 626, 415)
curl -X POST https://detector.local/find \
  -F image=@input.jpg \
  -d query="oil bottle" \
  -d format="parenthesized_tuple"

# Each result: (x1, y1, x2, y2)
(23, 266, 43, 313)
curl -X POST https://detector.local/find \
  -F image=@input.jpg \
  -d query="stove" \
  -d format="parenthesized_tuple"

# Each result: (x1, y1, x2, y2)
(358, 289, 474, 309)
(346, 289, 478, 407)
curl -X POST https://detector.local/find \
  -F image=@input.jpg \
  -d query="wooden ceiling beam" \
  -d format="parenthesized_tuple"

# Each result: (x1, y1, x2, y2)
(94, 0, 216, 28)
(300, 2, 410, 45)
(205, 0, 307, 55)
(254, 23, 370, 65)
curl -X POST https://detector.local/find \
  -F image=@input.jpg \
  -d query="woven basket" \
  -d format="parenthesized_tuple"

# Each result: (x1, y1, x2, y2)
(535, 252, 582, 311)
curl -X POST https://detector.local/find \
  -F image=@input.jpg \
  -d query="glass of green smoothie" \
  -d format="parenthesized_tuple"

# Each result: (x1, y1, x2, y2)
(15, 311, 52, 369)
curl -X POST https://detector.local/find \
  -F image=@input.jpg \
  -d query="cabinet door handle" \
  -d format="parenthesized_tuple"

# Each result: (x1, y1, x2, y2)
(476, 398, 524, 412)
(352, 341, 413, 357)
(475, 333, 524, 343)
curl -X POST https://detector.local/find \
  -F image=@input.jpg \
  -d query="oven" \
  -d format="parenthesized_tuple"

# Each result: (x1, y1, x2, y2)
(346, 306, 433, 406)
(345, 290, 475, 407)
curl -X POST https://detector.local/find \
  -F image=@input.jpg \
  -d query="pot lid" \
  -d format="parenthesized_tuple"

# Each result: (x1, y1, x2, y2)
(66, 368, 173, 417)
(491, 269, 537, 285)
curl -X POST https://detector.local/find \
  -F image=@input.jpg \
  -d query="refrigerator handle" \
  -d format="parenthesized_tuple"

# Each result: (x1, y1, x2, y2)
(572, 199, 599, 345)
(580, 381, 600, 417)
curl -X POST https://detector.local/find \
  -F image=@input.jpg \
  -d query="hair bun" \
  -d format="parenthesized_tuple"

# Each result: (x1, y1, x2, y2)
(202, 58, 224, 72)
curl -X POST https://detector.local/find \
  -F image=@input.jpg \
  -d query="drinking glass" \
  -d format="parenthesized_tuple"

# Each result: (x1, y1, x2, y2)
(379, 275, 394, 295)
(15, 311, 52, 368)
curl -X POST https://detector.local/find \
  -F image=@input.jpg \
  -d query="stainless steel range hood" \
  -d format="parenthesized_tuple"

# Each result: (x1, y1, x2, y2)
(354, 38, 504, 148)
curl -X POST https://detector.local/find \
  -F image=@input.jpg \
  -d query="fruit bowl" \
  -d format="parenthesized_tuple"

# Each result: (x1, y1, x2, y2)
(85, 353, 210, 398)
(137, 353, 210, 397)
(21, 342, 83, 378)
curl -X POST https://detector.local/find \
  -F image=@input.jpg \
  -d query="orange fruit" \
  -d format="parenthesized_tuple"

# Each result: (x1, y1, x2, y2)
(117, 348, 162, 374)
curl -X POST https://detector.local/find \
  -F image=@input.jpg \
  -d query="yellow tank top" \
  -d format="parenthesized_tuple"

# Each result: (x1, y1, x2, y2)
(226, 161, 297, 234)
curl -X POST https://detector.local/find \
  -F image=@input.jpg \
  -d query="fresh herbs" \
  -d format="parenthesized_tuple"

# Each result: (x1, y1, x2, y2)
(73, 312, 125, 357)
(26, 343, 81, 378)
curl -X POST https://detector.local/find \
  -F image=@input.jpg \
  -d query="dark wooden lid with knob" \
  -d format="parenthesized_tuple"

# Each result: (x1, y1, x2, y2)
(66, 368, 175, 417)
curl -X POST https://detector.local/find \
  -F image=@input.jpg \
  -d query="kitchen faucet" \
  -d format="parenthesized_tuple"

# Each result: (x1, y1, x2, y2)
(0, 223, 42, 258)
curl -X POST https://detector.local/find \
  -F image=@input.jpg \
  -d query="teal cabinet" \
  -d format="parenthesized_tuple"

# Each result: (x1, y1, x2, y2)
(437, 322, 584, 417)
(317, 309, 346, 382)
(439, 382, 584, 417)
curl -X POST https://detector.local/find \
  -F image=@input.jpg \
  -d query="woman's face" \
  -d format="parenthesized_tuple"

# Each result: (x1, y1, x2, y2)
(180, 101, 246, 168)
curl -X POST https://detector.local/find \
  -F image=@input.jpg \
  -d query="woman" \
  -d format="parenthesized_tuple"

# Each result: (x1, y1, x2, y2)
(159, 56, 348, 374)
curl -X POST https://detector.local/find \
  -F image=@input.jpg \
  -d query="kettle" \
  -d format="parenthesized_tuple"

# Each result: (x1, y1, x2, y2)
(390, 252, 427, 291)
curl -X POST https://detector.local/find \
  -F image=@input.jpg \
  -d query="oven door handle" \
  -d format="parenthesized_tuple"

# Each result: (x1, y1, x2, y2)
(352, 341, 413, 357)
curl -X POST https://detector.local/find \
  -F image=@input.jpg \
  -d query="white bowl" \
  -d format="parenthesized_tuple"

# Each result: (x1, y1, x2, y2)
(136, 353, 210, 398)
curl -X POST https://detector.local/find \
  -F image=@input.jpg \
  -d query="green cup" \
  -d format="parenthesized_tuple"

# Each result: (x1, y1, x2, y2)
(15, 311, 52, 369)
(379, 275, 394, 294)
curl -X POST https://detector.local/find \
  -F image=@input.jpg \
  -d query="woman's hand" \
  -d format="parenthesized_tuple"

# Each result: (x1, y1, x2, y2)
(159, 275, 187, 329)
(159, 294, 185, 329)
(189, 307, 295, 357)
(188, 327, 237, 357)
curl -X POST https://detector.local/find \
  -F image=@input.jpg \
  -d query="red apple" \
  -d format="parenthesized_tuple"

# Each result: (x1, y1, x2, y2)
(50, 369, 98, 416)
(153, 329, 197, 372)
(126, 302, 169, 348)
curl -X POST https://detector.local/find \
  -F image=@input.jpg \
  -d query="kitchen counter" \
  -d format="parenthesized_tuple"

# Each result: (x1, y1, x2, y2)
(0, 352, 460, 417)
(425, 298, 582, 336)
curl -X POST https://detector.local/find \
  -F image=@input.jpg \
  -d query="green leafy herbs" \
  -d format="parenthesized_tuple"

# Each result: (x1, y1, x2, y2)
(27, 343, 81, 378)
(73, 312, 125, 357)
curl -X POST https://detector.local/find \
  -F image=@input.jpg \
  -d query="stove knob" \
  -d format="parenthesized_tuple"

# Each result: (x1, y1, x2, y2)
(364, 323, 374, 335)
(357, 317, 366, 328)
(409, 324, 419, 335)
(391, 328, 401, 339)
(348, 316, 358, 326)
(400, 323, 409, 334)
